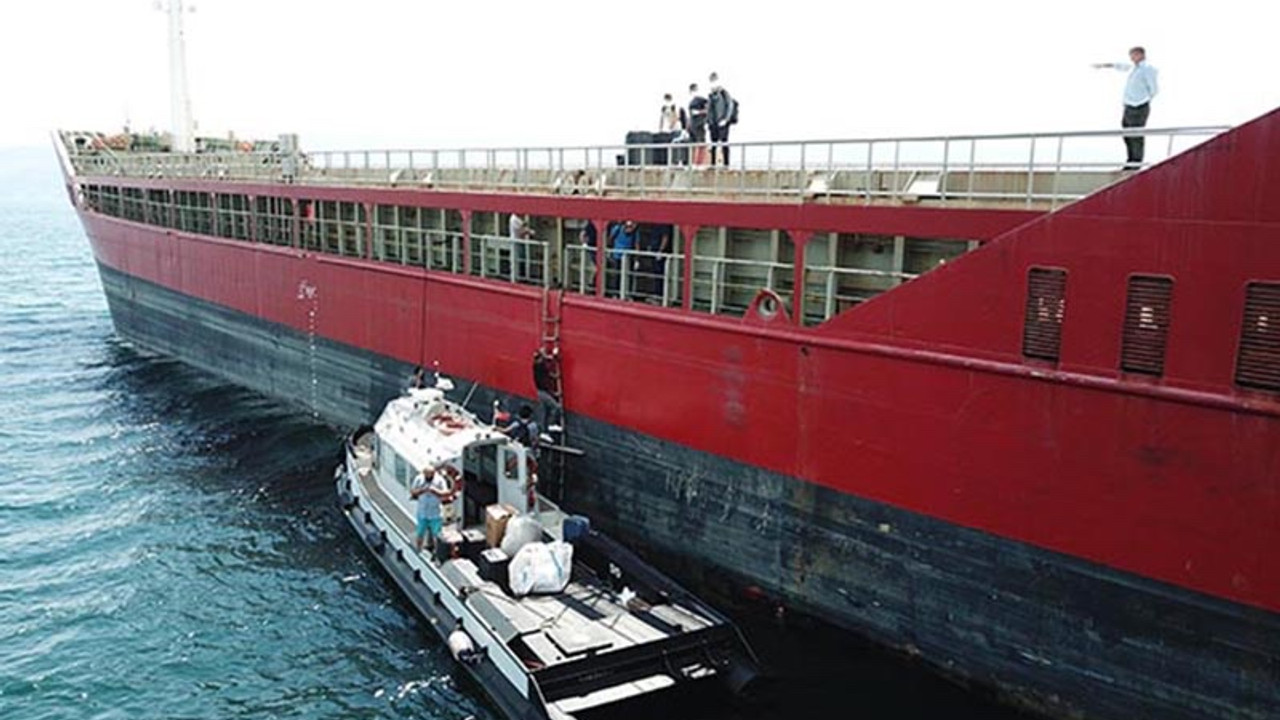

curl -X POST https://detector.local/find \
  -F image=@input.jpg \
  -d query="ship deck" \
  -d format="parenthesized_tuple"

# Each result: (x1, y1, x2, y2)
(61, 125, 1226, 211)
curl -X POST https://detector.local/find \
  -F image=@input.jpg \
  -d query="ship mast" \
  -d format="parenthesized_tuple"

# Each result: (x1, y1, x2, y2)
(166, 0, 195, 153)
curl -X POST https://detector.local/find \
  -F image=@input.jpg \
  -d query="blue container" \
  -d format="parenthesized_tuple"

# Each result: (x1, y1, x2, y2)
(562, 514, 591, 542)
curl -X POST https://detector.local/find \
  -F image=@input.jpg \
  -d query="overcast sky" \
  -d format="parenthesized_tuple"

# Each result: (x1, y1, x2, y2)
(1, 0, 1277, 151)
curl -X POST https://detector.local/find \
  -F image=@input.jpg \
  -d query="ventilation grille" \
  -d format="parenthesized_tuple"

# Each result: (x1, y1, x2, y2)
(1121, 275, 1174, 376)
(1022, 267, 1068, 362)
(1236, 282, 1280, 392)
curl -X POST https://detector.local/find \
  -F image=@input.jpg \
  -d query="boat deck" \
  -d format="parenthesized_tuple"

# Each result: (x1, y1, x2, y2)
(354, 464, 738, 713)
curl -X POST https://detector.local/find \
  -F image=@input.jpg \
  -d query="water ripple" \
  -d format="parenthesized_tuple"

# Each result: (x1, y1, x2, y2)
(0, 156, 493, 720)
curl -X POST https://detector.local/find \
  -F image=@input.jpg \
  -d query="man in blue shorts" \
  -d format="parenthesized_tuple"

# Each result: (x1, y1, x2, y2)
(411, 463, 457, 552)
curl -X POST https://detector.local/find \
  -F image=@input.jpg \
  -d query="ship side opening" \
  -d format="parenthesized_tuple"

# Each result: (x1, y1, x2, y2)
(78, 180, 991, 326)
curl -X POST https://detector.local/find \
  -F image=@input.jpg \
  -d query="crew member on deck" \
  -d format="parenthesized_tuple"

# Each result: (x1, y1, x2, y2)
(409, 365, 427, 390)
(659, 93, 681, 134)
(411, 463, 457, 552)
(501, 405, 541, 453)
(607, 220, 639, 298)
(687, 84, 709, 166)
(509, 212, 535, 282)
(1093, 46, 1159, 169)
(707, 72, 737, 166)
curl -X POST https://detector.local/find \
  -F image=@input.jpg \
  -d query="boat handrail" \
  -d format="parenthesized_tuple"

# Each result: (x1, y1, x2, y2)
(63, 125, 1230, 209)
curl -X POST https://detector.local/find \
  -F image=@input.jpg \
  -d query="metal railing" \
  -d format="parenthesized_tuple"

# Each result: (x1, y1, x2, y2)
(64, 125, 1229, 209)
(692, 257, 795, 315)
(370, 229, 465, 272)
(469, 233, 549, 287)
(804, 265, 921, 323)
(563, 245, 684, 306)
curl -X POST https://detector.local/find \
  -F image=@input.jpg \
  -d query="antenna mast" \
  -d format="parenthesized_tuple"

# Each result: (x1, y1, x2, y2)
(167, 0, 195, 153)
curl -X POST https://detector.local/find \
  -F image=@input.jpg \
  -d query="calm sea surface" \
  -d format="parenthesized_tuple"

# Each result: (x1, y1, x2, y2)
(0, 148, 1029, 720)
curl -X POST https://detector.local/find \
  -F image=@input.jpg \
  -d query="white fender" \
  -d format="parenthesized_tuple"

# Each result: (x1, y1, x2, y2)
(447, 629, 477, 664)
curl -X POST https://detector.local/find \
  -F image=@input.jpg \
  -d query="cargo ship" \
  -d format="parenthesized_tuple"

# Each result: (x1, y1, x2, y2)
(53, 11, 1280, 717)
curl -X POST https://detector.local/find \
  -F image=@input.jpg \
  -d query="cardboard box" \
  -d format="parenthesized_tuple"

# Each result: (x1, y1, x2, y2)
(485, 504, 515, 548)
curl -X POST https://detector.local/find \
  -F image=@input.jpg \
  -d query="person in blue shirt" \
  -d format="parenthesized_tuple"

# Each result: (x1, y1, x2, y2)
(1094, 46, 1159, 169)
(607, 221, 639, 298)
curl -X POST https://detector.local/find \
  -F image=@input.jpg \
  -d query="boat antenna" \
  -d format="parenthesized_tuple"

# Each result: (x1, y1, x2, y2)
(160, 0, 196, 153)
(460, 380, 479, 409)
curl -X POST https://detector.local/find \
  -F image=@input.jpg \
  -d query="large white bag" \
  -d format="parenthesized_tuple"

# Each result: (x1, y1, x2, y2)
(500, 515, 543, 557)
(508, 541, 574, 596)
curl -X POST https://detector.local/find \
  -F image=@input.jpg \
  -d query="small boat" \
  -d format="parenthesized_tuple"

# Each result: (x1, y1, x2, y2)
(336, 377, 758, 719)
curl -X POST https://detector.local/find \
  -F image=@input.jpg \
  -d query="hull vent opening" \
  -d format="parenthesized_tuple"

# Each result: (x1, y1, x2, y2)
(1022, 267, 1068, 362)
(1121, 275, 1174, 376)
(1236, 282, 1280, 392)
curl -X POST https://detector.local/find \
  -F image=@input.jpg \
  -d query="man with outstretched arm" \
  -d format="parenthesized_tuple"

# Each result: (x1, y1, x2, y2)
(1093, 46, 1159, 169)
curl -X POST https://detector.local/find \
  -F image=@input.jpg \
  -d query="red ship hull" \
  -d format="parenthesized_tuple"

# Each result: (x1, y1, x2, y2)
(67, 110, 1280, 719)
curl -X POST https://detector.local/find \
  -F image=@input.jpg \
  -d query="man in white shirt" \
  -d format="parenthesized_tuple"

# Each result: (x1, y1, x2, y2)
(508, 212, 534, 282)
(410, 463, 457, 552)
(1094, 46, 1159, 169)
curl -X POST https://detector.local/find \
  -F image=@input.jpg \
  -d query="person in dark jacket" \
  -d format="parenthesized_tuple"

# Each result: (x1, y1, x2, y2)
(708, 72, 736, 166)
(687, 83, 709, 166)
(532, 347, 562, 430)
(502, 404, 540, 451)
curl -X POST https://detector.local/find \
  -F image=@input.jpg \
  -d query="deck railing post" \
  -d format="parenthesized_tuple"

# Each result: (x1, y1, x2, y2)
(620, 253, 630, 299)
(710, 260, 721, 314)
(1025, 137, 1036, 207)
(1051, 135, 1065, 209)
(766, 144, 775, 197)
(940, 139, 950, 202)
(865, 141, 874, 203)
(891, 141, 901, 202)
(825, 268, 837, 321)
(966, 140, 977, 205)
(662, 254, 672, 307)
(798, 143, 807, 201)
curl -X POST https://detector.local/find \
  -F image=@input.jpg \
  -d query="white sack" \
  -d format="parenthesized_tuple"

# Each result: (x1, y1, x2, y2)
(508, 541, 574, 596)
(500, 515, 542, 557)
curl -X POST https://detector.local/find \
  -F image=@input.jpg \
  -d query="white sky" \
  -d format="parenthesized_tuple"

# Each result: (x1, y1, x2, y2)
(1, 0, 1277, 151)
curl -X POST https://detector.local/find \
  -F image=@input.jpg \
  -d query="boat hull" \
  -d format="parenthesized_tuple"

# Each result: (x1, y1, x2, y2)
(95, 260, 1280, 720)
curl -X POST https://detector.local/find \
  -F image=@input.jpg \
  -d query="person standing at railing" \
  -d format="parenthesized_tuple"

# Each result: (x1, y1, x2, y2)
(638, 225, 673, 303)
(607, 220, 639, 298)
(1093, 46, 1158, 170)
(659, 93, 682, 133)
(508, 212, 534, 282)
(658, 93, 685, 166)
(708, 72, 738, 166)
(688, 84, 710, 166)
(576, 220, 598, 290)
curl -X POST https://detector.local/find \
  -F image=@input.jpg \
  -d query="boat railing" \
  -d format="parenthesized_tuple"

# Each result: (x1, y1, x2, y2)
(66, 125, 1228, 209)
